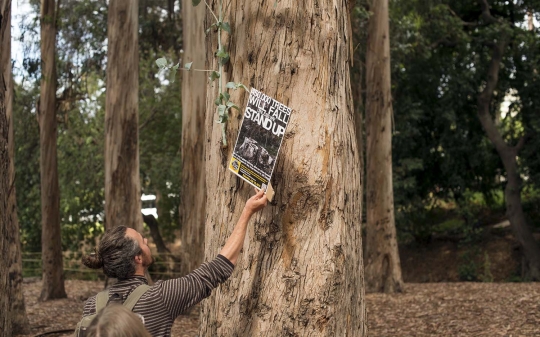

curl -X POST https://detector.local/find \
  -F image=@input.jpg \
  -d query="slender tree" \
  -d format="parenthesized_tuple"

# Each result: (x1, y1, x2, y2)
(1, 1, 14, 334)
(179, 0, 207, 276)
(200, 2, 366, 336)
(38, 0, 67, 301)
(3, 0, 29, 330)
(473, 1, 540, 280)
(364, 0, 404, 293)
(105, 0, 142, 231)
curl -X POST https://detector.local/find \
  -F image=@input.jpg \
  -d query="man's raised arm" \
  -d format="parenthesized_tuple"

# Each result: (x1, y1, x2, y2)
(219, 188, 268, 265)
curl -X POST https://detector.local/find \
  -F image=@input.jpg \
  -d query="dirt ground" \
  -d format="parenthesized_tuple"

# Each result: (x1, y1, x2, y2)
(15, 279, 540, 337)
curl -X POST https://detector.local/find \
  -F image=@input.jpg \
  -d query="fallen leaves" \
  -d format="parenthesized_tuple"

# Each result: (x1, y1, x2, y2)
(15, 280, 540, 336)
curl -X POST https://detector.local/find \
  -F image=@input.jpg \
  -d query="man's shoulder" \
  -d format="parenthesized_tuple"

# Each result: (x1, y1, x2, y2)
(82, 293, 98, 316)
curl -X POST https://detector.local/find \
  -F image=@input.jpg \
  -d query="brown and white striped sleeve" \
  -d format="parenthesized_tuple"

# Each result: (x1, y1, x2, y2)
(158, 254, 234, 318)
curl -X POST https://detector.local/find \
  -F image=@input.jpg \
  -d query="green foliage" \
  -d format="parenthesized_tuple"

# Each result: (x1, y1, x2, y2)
(56, 91, 106, 251)
(458, 251, 479, 282)
(386, 0, 540, 239)
(14, 84, 41, 252)
(14, 0, 184, 254)
(156, 0, 243, 147)
(140, 49, 182, 240)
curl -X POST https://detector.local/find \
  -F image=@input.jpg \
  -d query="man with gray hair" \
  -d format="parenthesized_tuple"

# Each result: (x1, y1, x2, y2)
(80, 189, 267, 337)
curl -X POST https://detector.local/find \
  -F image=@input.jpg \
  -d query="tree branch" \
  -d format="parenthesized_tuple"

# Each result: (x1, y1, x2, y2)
(142, 213, 170, 254)
(447, 7, 479, 27)
(477, 0, 500, 24)
(477, 38, 509, 153)
(514, 133, 531, 154)
(139, 108, 159, 131)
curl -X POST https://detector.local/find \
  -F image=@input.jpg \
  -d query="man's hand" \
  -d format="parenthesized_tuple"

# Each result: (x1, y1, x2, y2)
(244, 188, 268, 215)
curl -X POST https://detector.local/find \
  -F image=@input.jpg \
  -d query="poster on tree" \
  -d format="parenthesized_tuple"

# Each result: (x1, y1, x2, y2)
(229, 88, 292, 191)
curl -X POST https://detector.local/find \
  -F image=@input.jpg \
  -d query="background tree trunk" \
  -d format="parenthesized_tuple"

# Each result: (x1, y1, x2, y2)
(179, 0, 207, 276)
(476, 38, 540, 280)
(200, 2, 366, 336)
(105, 0, 142, 231)
(38, 0, 66, 301)
(1, 1, 14, 335)
(142, 213, 170, 254)
(364, 0, 404, 293)
(3, 0, 29, 330)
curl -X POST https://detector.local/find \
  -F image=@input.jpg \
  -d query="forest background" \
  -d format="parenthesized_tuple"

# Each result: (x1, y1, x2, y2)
(2, 0, 540, 335)
(9, 0, 540, 282)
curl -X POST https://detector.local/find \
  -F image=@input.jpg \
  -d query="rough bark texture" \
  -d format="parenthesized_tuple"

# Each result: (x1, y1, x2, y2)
(364, 0, 404, 293)
(3, 1, 30, 330)
(349, 0, 364, 219)
(38, 0, 67, 301)
(200, 2, 366, 336)
(1, 2, 14, 335)
(477, 38, 540, 281)
(105, 0, 142, 231)
(179, 0, 207, 276)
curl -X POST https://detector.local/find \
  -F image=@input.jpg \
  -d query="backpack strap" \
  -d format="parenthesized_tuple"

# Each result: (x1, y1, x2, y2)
(95, 290, 109, 312)
(122, 284, 150, 310)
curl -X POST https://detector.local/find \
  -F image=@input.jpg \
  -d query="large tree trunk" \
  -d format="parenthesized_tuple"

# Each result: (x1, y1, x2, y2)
(477, 38, 540, 280)
(179, 0, 207, 276)
(105, 0, 142, 231)
(38, 0, 66, 301)
(349, 0, 365, 228)
(364, 0, 404, 293)
(200, 2, 366, 336)
(3, 0, 29, 330)
(1, 2, 14, 335)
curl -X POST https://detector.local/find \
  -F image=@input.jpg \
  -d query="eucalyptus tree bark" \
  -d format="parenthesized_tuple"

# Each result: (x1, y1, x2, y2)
(2, 1, 29, 330)
(364, 0, 403, 293)
(38, 0, 67, 301)
(349, 0, 364, 205)
(105, 0, 142, 231)
(477, 38, 540, 280)
(200, 2, 366, 336)
(179, 0, 207, 276)
(1, 2, 14, 335)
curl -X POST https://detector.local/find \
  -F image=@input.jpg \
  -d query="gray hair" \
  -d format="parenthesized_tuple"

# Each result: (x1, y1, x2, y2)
(82, 226, 142, 279)
(86, 304, 151, 337)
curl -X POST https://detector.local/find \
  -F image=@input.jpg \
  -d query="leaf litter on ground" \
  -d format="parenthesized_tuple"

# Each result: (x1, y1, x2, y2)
(15, 280, 540, 337)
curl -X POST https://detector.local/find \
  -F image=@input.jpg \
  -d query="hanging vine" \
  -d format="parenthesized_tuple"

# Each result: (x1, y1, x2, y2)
(156, 0, 248, 148)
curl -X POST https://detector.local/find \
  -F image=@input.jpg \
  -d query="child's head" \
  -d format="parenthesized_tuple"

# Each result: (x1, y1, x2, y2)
(86, 304, 151, 337)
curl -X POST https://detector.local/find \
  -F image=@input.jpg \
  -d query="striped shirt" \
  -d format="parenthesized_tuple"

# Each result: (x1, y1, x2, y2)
(82, 255, 234, 337)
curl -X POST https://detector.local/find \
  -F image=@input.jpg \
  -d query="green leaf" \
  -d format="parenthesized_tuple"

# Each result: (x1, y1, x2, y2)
(209, 71, 220, 82)
(184, 62, 193, 70)
(223, 92, 230, 103)
(170, 67, 177, 83)
(221, 22, 231, 34)
(216, 48, 228, 59)
(227, 101, 240, 110)
(220, 55, 230, 66)
(192, 0, 201, 6)
(215, 97, 221, 106)
(172, 63, 180, 71)
(236, 83, 249, 92)
(155, 57, 167, 68)
(226, 82, 236, 89)
(217, 105, 227, 123)
(216, 115, 228, 123)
